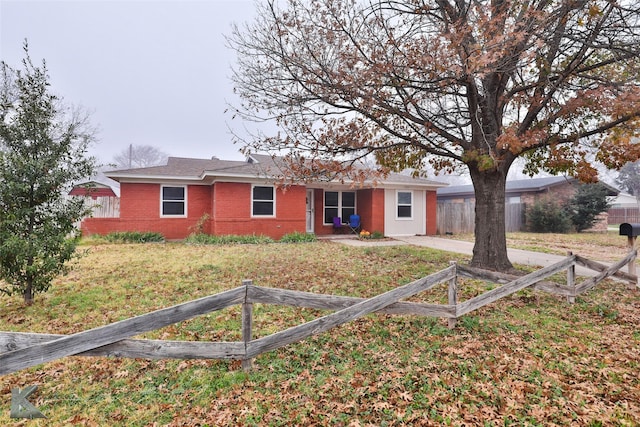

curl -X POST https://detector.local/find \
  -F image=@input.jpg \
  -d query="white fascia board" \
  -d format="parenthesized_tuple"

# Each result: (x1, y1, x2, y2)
(311, 181, 446, 191)
(380, 182, 448, 190)
(204, 172, 274, 180)
(112, 176, 207, 185)
(106, 172, 200, 180)
(210, 177, 282, 186)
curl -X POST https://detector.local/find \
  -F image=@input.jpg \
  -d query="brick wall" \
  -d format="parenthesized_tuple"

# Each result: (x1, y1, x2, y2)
(211, 182, 307, 240)
(519, 181, 577, 206)
(83, 182, 307, 240)
(82, 184, 213, 239)
(355, 188, 385, 234)
(120, 183, 158, 219)
(313, 189, 331, 235)
(82, 181, 438, 239)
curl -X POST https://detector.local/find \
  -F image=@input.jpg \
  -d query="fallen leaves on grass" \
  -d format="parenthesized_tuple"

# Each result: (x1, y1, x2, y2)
(0, 242, 639, 426)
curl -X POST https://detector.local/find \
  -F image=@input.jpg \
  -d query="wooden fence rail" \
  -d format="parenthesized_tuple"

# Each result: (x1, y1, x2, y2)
(1, 251, 637, 375)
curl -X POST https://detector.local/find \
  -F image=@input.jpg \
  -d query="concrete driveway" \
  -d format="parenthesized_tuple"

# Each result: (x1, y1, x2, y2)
(337, 235, 598, 276)
(395, 236, 571, 267)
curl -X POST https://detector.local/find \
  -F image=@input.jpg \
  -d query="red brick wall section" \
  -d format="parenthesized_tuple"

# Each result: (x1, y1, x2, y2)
(82, 182, 439, 239)
(82, 183, 213, 240)
(85, 182, 308, 240)
(356, 188, 385, 235)
(426, 190, 437, 235)
(355, 189, 373, 235)
(314, 189, 331, 235)
(188, 185, 213, 234)
(211, 182, 307, 240)
(119, 183, 158, 219)
(370, 188, 385, 234)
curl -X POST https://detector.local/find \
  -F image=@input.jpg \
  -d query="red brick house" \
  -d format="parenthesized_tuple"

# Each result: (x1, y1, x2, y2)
(81, 154, 446, 240)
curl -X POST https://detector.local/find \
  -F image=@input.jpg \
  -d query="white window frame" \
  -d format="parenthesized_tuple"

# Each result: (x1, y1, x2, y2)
(251, 185, 276, 217)
(323, 190, 356, 224)
(507, 196, 521, 204)
(396, 190, 413, 220)
(160, 185, 187, 218)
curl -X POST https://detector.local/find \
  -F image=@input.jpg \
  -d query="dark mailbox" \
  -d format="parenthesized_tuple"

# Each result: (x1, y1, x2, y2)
(619, 223, 640, 237)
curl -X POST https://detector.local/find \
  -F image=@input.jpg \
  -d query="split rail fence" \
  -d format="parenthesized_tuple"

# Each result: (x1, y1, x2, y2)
(1, 250, 637, 376)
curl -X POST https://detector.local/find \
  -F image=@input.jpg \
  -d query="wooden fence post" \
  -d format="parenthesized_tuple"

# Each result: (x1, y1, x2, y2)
(626, 236, 638, 290)
(567, 251, 576, 304)
(241, 279, 254, 371)
(447, 261, 458, 329)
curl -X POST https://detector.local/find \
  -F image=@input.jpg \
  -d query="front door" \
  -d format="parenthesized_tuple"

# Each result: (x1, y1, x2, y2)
(306, 189, 314, 233)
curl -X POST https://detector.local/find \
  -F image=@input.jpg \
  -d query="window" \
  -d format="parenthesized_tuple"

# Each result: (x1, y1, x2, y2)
(161, 186, 186, 216)
(252, 185, 275, 216)
(397, 191, 412, 219)
(324, 191, 356, 224)
(507, 196, 521, 204)
(341, 191, 356, 221)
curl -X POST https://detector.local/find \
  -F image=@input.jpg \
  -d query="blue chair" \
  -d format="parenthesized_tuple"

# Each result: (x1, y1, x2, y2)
(348, 214, 361, 234)
(332, 217, 344, 233)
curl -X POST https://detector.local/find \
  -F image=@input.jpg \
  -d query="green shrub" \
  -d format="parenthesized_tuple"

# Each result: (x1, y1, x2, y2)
(526, 198, 572, 233)
(184, 234, 275, 245)
(100, 231, 165, 243)
(279, 231, 317, 243)
(370, 231, 385, 239)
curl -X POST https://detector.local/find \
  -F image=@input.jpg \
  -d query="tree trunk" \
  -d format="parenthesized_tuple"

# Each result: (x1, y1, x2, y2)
(469, 167, 514, 272)
(23, 281, 34, 306)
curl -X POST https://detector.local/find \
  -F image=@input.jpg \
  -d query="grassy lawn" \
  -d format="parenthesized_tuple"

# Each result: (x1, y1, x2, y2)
(1, 238, 639, 425)
(442, 230, 636, 263)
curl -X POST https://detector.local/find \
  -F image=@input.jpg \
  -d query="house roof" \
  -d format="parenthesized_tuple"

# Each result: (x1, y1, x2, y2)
(610, 192, 639, 208)
(437, 176, 619, 198)
(105, 154, 447, 189)
(70, 173, 121, 197)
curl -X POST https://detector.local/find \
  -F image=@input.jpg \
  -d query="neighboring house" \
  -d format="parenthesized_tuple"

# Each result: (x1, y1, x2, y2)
(69, 173, 121, 219)
(81, 154, 447, 240)
(437, 176, 618, 205)
(436, 176, 619, 233)
(608, 193, 640, 224)
(69, 174, 121, 199)
(609, 192, 639, 208)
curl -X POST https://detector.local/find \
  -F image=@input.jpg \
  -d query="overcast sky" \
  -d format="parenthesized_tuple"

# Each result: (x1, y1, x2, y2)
(1, 0, 256, 164)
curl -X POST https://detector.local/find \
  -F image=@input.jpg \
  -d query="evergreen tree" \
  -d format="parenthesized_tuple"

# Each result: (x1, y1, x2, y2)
(566, 183, 612, 232)
(0, 43, 97, 304)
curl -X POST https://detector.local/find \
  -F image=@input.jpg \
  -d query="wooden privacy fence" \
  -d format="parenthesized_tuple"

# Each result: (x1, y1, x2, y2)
(86, 196, 120, 218)
(608, 207, 640, 224)
(0, 250, 637, 376)
(437, 202, 524, 234)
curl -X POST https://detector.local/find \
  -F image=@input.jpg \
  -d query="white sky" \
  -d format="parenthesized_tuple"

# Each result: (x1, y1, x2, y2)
(0, 0, 256, 164)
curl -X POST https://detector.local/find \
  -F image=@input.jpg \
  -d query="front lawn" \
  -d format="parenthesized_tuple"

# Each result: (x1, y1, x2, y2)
(1, 241, 638, 425)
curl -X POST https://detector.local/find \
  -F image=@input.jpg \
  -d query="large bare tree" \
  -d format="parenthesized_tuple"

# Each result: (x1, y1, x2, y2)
(228, 0, 640, 272)
(112, 144, 169, 169)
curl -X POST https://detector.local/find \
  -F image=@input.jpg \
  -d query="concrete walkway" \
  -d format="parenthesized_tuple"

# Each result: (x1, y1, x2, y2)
(395, 236, 571, 267)
(336, 235, 597, 276)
